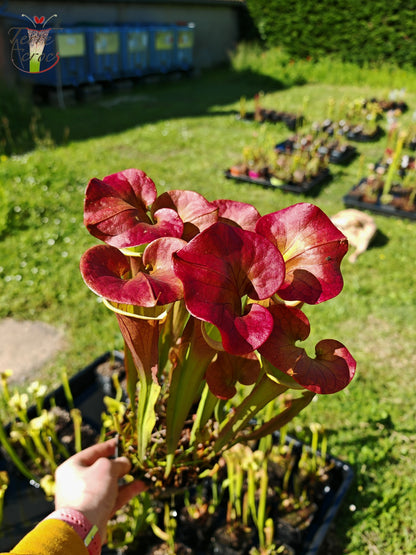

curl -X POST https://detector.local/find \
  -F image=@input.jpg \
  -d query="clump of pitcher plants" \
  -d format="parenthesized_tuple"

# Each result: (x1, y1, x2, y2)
(79, 168, 356, 489)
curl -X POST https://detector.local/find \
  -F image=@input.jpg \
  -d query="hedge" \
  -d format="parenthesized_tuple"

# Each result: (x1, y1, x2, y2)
(245, 0, 416, 67)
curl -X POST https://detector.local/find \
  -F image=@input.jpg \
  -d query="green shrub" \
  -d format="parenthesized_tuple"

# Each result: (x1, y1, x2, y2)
(230, 42, 416, 90)
(245, 0, 416, 67)
(0, 183, 7, 237)
(0, 86, 37, 155)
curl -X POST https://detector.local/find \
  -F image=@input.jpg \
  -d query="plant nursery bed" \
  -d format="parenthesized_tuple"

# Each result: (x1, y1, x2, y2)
(0, 353, 353, 555)
(224, 168, 331, 194)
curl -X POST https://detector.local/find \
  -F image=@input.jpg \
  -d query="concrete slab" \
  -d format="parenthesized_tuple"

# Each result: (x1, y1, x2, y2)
(0, 319, 64, 384)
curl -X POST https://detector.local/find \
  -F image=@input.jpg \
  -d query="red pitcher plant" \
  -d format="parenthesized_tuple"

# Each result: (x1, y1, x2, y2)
(80, 168, 356, 488)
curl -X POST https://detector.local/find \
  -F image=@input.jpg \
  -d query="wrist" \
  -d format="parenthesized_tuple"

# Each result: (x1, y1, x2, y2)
(44, 507, 101, 555)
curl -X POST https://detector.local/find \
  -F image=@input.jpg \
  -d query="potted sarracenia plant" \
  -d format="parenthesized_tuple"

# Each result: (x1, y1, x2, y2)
(79, 168, 355, 488)
(0, 169, 356, 555)
(0, 168, 356, 554)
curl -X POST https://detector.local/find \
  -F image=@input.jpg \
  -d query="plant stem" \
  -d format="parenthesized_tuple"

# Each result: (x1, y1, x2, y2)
(165, 321, 214, 477)
(0, 424, 39, 484)
(243, 389, 316, 443)
(213, 373, 287, 453)
(136, 373, 161, 464)
(382, 133, 405, 200)
(0, 471, 9, 526)
(189, 383, 218, 447)
(61, 370, 74, 411)
(70, 408, 83, 453)
(257, 458, 268, 550)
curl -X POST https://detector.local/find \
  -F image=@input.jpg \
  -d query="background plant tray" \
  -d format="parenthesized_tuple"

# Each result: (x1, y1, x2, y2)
(0, 351, 124, 552)
(346, 125, 383, 142)
(275, 140, 357, 165)
(343, 192, 416, 220)
(365, 98, 408, 113)
(224, 168, 331, 194)
(235, 111, 304, 131)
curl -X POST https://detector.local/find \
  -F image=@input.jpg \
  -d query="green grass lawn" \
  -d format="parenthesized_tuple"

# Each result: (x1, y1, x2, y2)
(1, 49, 416, 553)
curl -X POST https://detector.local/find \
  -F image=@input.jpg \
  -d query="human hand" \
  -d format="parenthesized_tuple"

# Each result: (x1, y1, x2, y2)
(54, 438, 145, 542)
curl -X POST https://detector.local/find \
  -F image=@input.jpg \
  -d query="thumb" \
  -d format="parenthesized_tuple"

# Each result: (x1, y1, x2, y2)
(113, 481, 147, 514)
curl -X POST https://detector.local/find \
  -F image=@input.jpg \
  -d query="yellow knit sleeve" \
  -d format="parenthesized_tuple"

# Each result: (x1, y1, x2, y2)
(5, 518, 89, 555)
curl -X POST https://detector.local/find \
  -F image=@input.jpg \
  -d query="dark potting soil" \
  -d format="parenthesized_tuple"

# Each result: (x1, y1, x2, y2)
(107, 452, 348, 555)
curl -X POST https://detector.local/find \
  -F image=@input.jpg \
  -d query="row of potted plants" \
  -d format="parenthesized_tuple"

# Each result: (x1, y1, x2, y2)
(235, 92, 408, 139)
(236, 93, 304, 131)
(229, 91, 416, 218)
(344, 132, 416, 219)
(275, 132, 357, 165)
(226, 143, 331, 194)
(226, 126, 358, 193)
(227, 93, 398, 192)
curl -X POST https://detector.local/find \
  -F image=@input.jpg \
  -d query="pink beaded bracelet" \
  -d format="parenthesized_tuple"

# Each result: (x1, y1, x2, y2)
(44, 507, 101, 555)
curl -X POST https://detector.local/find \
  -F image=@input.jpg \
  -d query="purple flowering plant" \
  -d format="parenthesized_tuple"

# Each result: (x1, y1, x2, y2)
(80, 168, 356, 487)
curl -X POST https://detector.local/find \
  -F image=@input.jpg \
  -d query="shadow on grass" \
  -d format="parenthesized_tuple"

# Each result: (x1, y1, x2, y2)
(369, 228, 389, 250)
(37, 67, 290, 145)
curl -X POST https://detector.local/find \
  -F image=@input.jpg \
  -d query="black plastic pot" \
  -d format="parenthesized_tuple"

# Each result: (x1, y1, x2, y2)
(328, 145, 357, 165)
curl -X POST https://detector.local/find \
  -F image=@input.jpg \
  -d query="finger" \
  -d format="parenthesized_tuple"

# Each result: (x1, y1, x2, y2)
(72, 438, 118, 467)
(113, 481, 147, 514)
(110, 456, 132, 478)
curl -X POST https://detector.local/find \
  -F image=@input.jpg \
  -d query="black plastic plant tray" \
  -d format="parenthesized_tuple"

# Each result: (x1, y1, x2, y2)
(108, 431, 354, 555)
(224, 168, 331, 194)
(343, 184, 416, 221)
(0, 353, 353, 555)
(282, 435, 354, 555)
(213, 432, 354, 555)
(344, 194, 416, 221)
(365, 98, 408, 113)
(235, 111, 304, 131)
(0, 351, 124, 552)
(275, 140, 357, 166)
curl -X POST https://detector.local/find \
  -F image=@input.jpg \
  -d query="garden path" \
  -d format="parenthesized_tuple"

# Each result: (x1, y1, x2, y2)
(0, 319, 64, 384)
